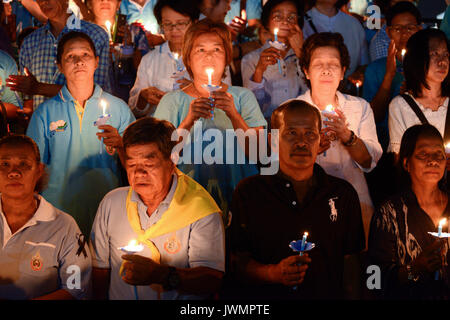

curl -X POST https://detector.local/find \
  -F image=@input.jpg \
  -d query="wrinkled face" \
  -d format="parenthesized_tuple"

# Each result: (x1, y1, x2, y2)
(0, 144, 43, 199)
(125, 143, 175, 199)
(91, 0, 120, 22)
(36, 0, 68, 20)
(304, 46, 345, 93)
(189, 33, 226, 82)
(160, 6, 192, 46)
(204, 0, 231, 23)
(58, 38, 99, 83)
(267, 1, 298, 39)
(405, 136, 446, 186)
(426, 38, 450, 85)
(387, 12, 420, 52)
(277, 108, 321, 172)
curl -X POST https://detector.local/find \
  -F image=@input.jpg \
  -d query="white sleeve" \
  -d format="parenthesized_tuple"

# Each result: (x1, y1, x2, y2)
(388, 96, 407, 154)
(355, 99, 383, 172)
(241, 52, 264, 91)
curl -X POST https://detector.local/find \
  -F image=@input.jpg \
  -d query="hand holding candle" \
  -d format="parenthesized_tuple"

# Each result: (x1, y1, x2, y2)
(94, 99, 112, 154)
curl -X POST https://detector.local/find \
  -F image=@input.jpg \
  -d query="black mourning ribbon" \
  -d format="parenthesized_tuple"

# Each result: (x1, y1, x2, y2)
(76, 234, 88, 258)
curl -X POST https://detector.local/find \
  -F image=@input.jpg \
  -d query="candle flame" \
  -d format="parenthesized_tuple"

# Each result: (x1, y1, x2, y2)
(144, 23, 158, 34)
(401, 49, 406, 57)
(439, 218, 447, 227)
(445, 142, 450, 149)
(105, 20, 111, 31)
(303, 232, 308, 237)
(274, 28, 279, 36)
(174, 53, 179, 60)
(206, 68, 214, 77)
(128, 239, 138, 247)
(356, 81, 360, 88)
(241, 9, 246, 20)
(324, 104, 334, 113)
(100, 99, 107, 116)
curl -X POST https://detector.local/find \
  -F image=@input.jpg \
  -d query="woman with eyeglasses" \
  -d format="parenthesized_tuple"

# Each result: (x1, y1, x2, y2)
(388, 29, 450, 160)
(128, 0, 199, 117)
(369, 124, 450, 299)
(241, 0, 307, 122)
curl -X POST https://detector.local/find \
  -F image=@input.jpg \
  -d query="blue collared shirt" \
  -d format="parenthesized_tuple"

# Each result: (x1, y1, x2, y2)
(120, 0, 158, 27)
(90, 174, 225, 300)
(241, 41, 307, 120)
(0, 49, 20, 106)
(224, 0, 262, 24)
(26, 84, 135, 235)
(19, 16, 112, 109)
(369, 24, 390, 62)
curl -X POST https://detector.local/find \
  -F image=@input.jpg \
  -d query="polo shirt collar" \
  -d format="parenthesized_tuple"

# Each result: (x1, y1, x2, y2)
(274, 164, 328, 188)
(131, 173, 178, 208)
(59, 84, 103, 103)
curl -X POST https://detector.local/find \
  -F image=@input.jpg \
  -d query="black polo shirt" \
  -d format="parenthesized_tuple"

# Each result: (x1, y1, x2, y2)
(228, 164, 365, 299)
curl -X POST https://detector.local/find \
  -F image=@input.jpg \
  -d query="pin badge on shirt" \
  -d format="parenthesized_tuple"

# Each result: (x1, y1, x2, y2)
(31, 251, 43, 271)
(328, 197, 338, 222)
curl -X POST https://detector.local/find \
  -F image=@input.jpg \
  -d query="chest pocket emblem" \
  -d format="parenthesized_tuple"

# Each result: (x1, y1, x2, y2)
(49, 120, 67, 135)
(31, 251, 43, 271)
(328, 197, 338, 222)
(164, 233, 181, 254)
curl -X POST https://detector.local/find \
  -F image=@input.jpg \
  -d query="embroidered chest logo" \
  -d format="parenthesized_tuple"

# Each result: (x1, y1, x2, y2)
(328, 197, 339, 222)
(49, 120, 68, 136)
(164, 233, 181, 254)
(30, 251, 43, 271)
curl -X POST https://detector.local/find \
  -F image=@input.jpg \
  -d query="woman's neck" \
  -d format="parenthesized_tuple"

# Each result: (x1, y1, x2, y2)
(168, 42, 182, 55)
(315, 2, 338, 17)
(420, 81, 442, 100)
(412, 182, 446, 223)
(2, 194, 38, 234)
(310, 89, 338, 110)
(67, 81, 95, 106)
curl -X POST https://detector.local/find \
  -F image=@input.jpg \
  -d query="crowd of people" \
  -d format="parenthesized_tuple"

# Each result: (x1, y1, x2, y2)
(0, 0, 449, 300)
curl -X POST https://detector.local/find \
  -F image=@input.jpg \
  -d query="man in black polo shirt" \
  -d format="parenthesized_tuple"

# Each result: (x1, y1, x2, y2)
(228, 100, 365, 299)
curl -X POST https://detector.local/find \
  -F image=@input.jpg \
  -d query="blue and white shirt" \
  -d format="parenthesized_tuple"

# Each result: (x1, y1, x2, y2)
(120, 0, 158, 27)
(19, 15, 112, 109)
(0, 49, 20, 107)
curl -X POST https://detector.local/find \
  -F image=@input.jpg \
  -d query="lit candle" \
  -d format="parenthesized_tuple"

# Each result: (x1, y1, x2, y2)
(300, 232, 308, 253)
(100, 99, 107, 117)
(123, 239, 144, 253)
(144, 23, 158, 34)
(274, 28, 279, 42)
(356, 81, 360, 96)
(445, 142, 450, 155)
(438, 218, 447, 237)
(206, 68, 213, 86)
(241, 9, 246, 20)
(105, 20, 112, 41)
(401, 49, 406, 61)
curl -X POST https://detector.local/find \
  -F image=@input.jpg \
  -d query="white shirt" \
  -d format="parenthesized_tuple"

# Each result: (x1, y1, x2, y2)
(296, 90, 382, 209)
(241, 41, 308, 119)
(388, 94, 449, 153)
(90, 174, 225, 300)
(303, 7, 369, 75)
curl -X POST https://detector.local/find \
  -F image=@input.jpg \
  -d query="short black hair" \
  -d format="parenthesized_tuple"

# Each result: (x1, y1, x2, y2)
(271, 99, 322, 131)
(261, 0, 304, 30)
(0, 135, 49, 193)
(154, 0, 200, 25)
(403, 28, 450, 98)
(300, 32, 350, 89)
(122, 117, 178, 161)
(398, 124, 446, 190)
(56, 31, 97, 64)
(386, 1, 421, 26)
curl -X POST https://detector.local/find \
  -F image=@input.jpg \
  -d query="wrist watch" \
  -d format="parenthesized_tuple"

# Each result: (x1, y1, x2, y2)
(343, 130, 357, 147)
(163, 266, 180, 290)
(406, 264, 419, 282)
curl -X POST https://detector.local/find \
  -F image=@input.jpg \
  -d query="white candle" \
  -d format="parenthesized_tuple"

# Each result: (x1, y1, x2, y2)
(401, 49, 406, 61)
(105, 20, 112, 41)
(438, 218, 447, 236)
(206, 68, 213, 86)
(241, 9, 246, 20)
(300, 232, 308, 251)
(100, 99, 107, 116)
(356, 81, 360, 96)
(274, 28, 278, 42)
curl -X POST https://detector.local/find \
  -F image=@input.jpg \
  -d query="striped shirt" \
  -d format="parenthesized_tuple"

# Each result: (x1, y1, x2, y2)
(19, 15, 112, 109)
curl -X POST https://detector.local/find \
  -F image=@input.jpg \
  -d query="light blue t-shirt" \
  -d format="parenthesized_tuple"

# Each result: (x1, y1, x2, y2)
(154, 86, 267, 213)
(0, 50, 20, 106)
(363, 57, 404, 150)
(26, 84, 135, 236)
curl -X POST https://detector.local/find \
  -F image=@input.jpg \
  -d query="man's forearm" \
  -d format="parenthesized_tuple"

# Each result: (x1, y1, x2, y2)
(174, 267, 223, 295)
(232, 253, 276, 285)
(92, 267, 111, 300)
(36, 83, 63, 98)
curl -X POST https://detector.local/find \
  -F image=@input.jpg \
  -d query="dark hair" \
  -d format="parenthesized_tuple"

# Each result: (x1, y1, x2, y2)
(386, 1, 421, 26)
(0, 135, 49, 193)
(182, 19, 232, 79)
(261, 0, 304, 30)
(271, 99, 322, 131)
(398, 124, 446, 190)
(300, 32, 350, 89)
(154, 0, 200, 25)
(122, 117, 178, 160)
(57, 31, 97, 64)
(403, 29, 450, 98)
(17, 27, 38, 49)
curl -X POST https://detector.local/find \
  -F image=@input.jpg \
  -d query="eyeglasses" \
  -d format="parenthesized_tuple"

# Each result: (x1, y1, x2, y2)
(271, 13, 298, 24)
(161, 21, 191, 31)
(389, 24, 419, 34)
